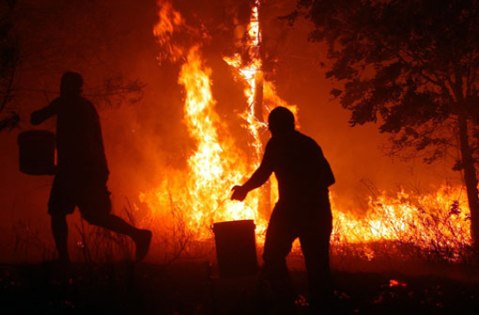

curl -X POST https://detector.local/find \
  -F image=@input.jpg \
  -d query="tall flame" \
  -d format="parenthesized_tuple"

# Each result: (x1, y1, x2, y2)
(142, 1, 268, 242)
(178, 46, 265, 236)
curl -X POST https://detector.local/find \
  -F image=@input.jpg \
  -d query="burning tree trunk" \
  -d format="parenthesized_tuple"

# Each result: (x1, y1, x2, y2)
(457, 114, 479, 251)
(253, 71, 271, 217)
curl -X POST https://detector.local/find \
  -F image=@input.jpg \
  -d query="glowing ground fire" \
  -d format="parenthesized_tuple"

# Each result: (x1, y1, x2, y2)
(140, 0, 472, 262)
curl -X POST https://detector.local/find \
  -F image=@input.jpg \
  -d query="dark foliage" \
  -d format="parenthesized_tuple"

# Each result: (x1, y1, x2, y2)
(298, 0, 479, 164)
(0, 0, 19, 130)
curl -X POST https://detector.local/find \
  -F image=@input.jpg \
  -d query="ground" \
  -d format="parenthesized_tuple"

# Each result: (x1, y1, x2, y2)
(1, 260, 478, 314)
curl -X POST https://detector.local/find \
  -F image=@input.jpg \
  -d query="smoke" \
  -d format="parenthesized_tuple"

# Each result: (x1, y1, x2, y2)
(0, 0, 462, 262)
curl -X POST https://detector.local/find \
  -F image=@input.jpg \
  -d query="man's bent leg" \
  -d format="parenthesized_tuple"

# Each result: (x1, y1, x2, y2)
(80, 182, 152, 261)
(84, 213, 152, 261)
(86, 213, 137, 236)
(51, 214, 69, 262)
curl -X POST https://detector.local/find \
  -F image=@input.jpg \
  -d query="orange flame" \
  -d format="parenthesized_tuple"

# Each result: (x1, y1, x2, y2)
(139, 43, 268, 240)
(152, 1, 185, 62)
(180, 46, 266, 235)
(145, 0, 272, 241)
(331, 185, 472, 262)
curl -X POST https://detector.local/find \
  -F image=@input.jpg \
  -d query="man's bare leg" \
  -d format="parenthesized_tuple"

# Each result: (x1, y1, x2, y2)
(86, 214, 152, 261)
(51, 214, 70, 263)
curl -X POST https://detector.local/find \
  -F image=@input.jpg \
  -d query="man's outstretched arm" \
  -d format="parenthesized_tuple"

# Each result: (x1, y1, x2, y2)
(231, 142, 274, 201)
(30, 101, 59, 125)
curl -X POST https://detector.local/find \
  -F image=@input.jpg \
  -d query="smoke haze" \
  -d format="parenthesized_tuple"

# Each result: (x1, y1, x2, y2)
(0, 0, 461, 261)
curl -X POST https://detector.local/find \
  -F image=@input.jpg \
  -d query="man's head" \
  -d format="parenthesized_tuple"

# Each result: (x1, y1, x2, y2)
(268, 106, 295, 136)
(60, 71, 83, 97)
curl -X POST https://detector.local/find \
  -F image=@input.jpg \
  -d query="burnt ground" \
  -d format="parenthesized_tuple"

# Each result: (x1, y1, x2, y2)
(1, 261, 479, 315)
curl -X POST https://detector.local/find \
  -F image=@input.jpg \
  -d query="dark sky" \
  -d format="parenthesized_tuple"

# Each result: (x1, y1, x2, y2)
(0, 0, 461, 261)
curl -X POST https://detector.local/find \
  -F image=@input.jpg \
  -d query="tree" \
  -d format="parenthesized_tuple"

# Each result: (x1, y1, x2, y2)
(0, 0, 19, 131)
(295, 0, 479, 249)
(0, 0, 143, 132)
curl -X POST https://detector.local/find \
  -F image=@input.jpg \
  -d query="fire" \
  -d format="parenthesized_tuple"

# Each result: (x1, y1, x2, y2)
(139, 44, 267, 240)
(223, 0, 298, 158)
(331, 185, 472, 262)
(178, 45, 265, 236)
(140, 0, 473, 263)
(141, 1, 269, 242)
(152, 1, 185, 63)
(223, 0, 265, 160)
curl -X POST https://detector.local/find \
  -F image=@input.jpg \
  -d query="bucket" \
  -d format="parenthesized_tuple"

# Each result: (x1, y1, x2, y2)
(213, 219, 258, 278)
(17, 130, 56, 175)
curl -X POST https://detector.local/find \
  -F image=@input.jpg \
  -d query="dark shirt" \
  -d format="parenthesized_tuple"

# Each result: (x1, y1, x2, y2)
(31, 95, 109, 181)
(243, 130, 335, 206)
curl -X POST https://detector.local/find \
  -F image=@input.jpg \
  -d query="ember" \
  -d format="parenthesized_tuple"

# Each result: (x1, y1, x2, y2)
(389, 279, 407, 288)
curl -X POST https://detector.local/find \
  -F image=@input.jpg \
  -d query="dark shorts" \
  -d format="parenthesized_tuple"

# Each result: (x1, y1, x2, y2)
(48, 174, 112, 219)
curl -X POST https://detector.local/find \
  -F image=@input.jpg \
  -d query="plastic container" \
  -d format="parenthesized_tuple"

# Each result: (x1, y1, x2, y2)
(17, 130, 56, 175)
(213, 219, 258, 278)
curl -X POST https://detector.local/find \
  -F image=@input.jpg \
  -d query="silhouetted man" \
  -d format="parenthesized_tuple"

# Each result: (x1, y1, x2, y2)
(31, 71, 152, 263)
(231, 106, 335, 313)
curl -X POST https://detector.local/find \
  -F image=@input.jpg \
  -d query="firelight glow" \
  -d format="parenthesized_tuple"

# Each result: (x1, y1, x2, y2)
(140, 0, 472, 261)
